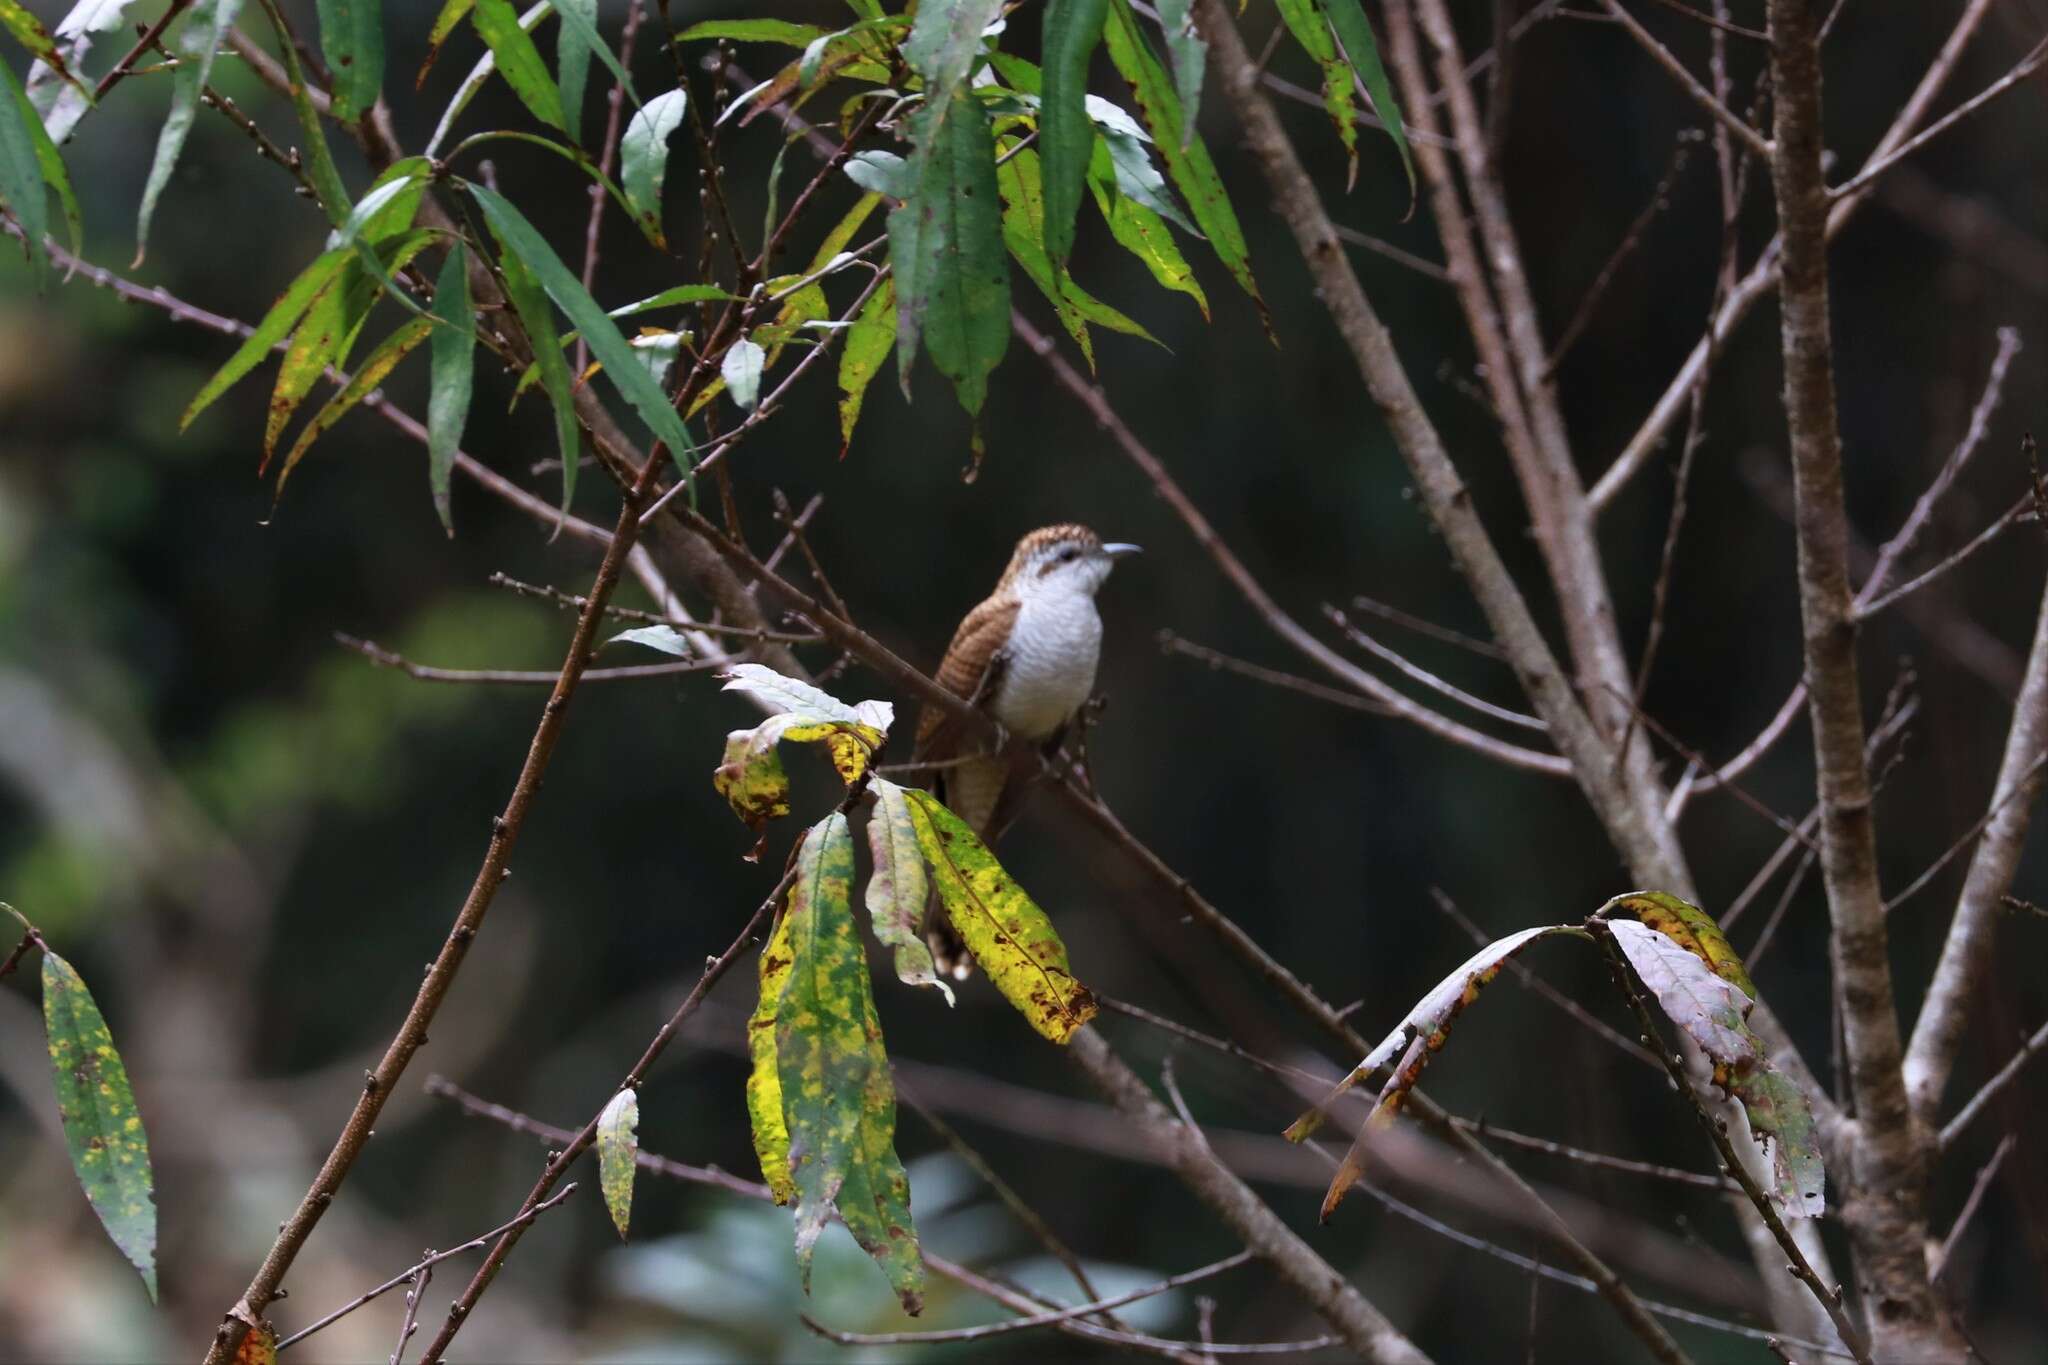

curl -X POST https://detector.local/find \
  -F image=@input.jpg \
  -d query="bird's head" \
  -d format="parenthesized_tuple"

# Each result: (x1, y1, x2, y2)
(999, 523, 1141, 601)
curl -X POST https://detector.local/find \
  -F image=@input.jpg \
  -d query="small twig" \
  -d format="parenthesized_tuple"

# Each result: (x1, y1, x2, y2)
(1594, 0, 1772, 156)
(771, 487, 852, 625)
(1600, 687, 1819, 851)
(1855, 495, 2032, 622)
(1546, 133, 1699, 376)
(1330, 223, 1453, 282)
(1829, 35, 2048, 203)
(272, 1187, 576, 1352)
(1636, 0, 1766, 39)
(1929, 1133, 2013, 1281)
(1325, 607, 1549, 731)
(1939, 1018, 2048, 1151)
(335, 633, 722, 684)
(484, 573, 822, 644)
(1881, 752, 2048, 913)
(575, 0, 647, 375)
(1157, 630, 1398, 720)
(1346, 594, 1509, 662)
(1594, 926, 1873, 1364)
(388, 1265, 429, 1365)
(94, 2, 195, 99)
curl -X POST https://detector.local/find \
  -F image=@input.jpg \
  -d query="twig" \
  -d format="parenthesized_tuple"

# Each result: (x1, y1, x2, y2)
(1594, 1, 1771, 155)
(1853, 496, 2030, 622)
(272, 1186, 576, 1352)
(1324, 607, 1549, 731)
(1929, 1134, 2013, 1282)
(1158, 630, 1399, 719)
(1636, 0, 1766, 39)
(574, 0, 647, 376)
(1939, 1017, 2048, 1151)
(771, 487, 852, 624)
(1545, 133, 1700, 376)
(1829, 36, 2048, 203)
(800, 1251, 1256, 1347)
(388, 1265, 428, 1365)
(484, 573, 822, 644)
(335, 633, 722, 684)
(94, 1, 195, 99)
(1881, 753, 2048, 914)
(1331, 223, 1454, 282)
(1346, 594, 1509, 662)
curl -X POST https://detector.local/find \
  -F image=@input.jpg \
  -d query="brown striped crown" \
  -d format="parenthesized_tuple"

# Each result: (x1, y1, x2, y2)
(992, 524, 1103, 593)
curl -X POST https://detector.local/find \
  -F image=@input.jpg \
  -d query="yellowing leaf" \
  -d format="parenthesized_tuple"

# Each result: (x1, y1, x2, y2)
(902, 790, 1097, 1043)
(1600, 890, 1758, 1008)
(746, 910, 799, 1204)
(596, 1087, 639, 1238)
(230, 1321, 277, 1365)
(838, 278, 896, 454)
(865, 779, 951, 1003)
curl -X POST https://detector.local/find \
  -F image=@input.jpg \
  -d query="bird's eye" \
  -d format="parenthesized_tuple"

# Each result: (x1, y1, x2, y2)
(1056, 547, 1079, 564)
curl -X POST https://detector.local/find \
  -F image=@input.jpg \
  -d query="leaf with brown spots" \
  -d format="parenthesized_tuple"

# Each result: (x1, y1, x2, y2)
(597, 1087, 639, 1238)
(1599, 890, 1758, 1010)
(902, 789, 1097, 1043)
(230, 1320, 276, 1365)
(864, 779, 952, 1004)
(42, 950, 157, 1299)
(745, 909, 799, 1204)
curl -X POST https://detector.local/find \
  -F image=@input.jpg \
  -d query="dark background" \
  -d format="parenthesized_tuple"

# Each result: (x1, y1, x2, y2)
(2, 1, 2046, 1360)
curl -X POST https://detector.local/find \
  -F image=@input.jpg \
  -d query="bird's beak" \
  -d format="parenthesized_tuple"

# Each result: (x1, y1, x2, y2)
(1101, 542, 1143, 560)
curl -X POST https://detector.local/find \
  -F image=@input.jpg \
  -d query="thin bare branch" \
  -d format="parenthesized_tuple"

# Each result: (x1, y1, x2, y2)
(335, 633, 722, 685)
(1324, 608, 1549, 731)
(1939, 1019, 2048, 1151)
(1929, 1134, 2013, 1282)
(1346, 595, 1509, 662)
(1595, 1, 1773, 156)
(1829, 35, 2048, 204)
(1157, 630, 1400, 719)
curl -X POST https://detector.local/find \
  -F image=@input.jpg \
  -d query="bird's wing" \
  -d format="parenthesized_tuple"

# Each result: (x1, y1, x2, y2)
(913, 594, 1019, 761)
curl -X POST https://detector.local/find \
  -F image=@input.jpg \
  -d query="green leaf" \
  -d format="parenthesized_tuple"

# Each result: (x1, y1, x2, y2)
(675, 18, 825, 47)
(596, 1087, 639, 1238)
(890, 99, 1010, 416)
(721, 337, 764, 410)
(1600, 890, 1758, 1005)
(1089, 160, 1206, 317)
(1322, 0, 1413, 194)
(1603, 912, 1824, 1219)
(262, 0, 351, 225)
(488, 217, 580, 514)
(468, 183, 700, 470)
(837, 277, 893, 453)
(470, 0, 566, 131)
(901, 789, 1097, 1044)
(611, 282, 735, 318)
(2, 56, 79, 259)
(1095, 119, 1197, 236)
(1038, 0, 1106, 270)
(865, 779, 952, 1003)
(844, 149, 911, 200)
(746, 908, 799, 1203)
(274, 315, 434, 496)
(182, 249, 351, 430)
(774, 814, 924, 1312)
(315, 0, 384, 121)
(427, 245, 474, 533)
(418, 0, 475, 86)
(1274, 0, 1357, 186)
(609, 623, 691, 657)
(555, 0, 593, 141)
(998, 141, 1156, 368)
(135, 0, 246, 263)
(0, 53, 50, 285)
(42, 950, 156, 1300)
(0, 1, 86, 94)
(621, 87, 687, 249)
(1305, 925, 1573, 1219)
(1103, 0, 1261, 309)
(904, 0, 1003, 130)
(1153, 0, 1203, 147)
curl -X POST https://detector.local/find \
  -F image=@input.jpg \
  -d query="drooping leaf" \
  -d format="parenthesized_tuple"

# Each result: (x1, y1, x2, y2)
(713, 712, 886, 842)
(426, 245, 474, 533)
(901, 790, 1096, 1043)
(0, 1, 85, 93)
(609, 623, 692, 657)
(28, 0, 142, 145)
(1605, 916, 1824, 1218)
(1304, 924, 1574, 1219)
(621, 87, 686, 249)
(746, 906, 799, 1203)
(418, 0, 475, 86)
(1152, 0, 1203, 148)
(424, 0, 544, 154)
(42, 950, 156, 1299)
(1089, 159, 1206, 316)
(468, 183, 699, 468)
(676, 18, 825, 47)
(488, 219, 581, 513)
(596, 1087, 639, 1238)
(135, 0, 246, 263)
(315, 0, 384, 121)
(722, 337, 764, 410)
(274, 315, 434, 496)
(837, 278, 894, 453)
(864, 779, 952, 1003)
(554, 0, 593, 140)
(470, 0, 566, 132)
(260, 0, 351, 225)
(0, 54, 51, 285)
(1600, 890, 1758, 1007)
(262, 259, 372, 468)
(903, 0, 1003, 130)
(1092, 116, 1198, 237)
(610, 282, 735, 318)
(1103, 0, 1261, 309)
(2, 56, 79, 264)
(1322, 0, 1413, 194)
(1038, 0, 1107, 270)
(890, 99, 1009, 415)
(732, 16, 905, 127)
(998, 141, 1155, 367)
(773, 814, 923, 1312)
(719, 662, 875, 728)
(844, 149, 912, 200)
(1274, 0, 1358, 187)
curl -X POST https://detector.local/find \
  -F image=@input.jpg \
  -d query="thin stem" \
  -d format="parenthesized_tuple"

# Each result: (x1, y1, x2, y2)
(335, 633, 723, 684)
(1939, 1019, 2048, 1151)
(1595, 0, 1772, 156)
(1829, 36, 2048, 203)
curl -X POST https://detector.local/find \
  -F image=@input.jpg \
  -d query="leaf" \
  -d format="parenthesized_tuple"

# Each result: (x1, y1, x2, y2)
(1274, 0, 1357, 186)
(609, 623, 691, 657)
(1304, 924, 1573, 1219)
(315, 0, 385, 121)
(1600, 890, 1758, 1007)
(719, 663, 874, 727)
(1038, 0, 1106, 270)
(260, 0, 350, 226)
(1090, 160, 1206, 317)
(470, 0, 566, 132)
(274, 315, 434, 496)
(0, 1, 85, 93)
(890, 99, 1010, 415)
(2, 56, 80, 262)
(262, 260, 369, 468)
(468, 183, 700, 468)
(721, 337, 764, 410)
(42, 951, 156, 1299)
(418, 0, 475, 87)
(844, 149, 911, 200)
(1322, 0, 1414, 195)
(610, 282, 735, 318)
(903, 0, 1003, 130)
(0, 54, 51, 285)
(230, 1321, 277, 1365)
(837, 278, 894, 453)
(676, 18, 825, 47)
(1103, 0, 1261, 309)
(1095, 119, 1198, 237)
(1153, 0, 1203, 148)
(746, 908, 799, 1203)
(621, 87, 687, 249)
(596, 1087, 639, 1238)
(554, 0, 593, 141)
(489, 217, 581, 513)
(998, 141, 1155, 367)
(901, 790, 1096, 1043)
(773, 814, 924, 1312)
(28, 0, 143, 145)
(864, 780, 952, 1003)
(135, 0, 246, 264)
(427, 246, 474, 533)
(1605, 916, 1824, 1218)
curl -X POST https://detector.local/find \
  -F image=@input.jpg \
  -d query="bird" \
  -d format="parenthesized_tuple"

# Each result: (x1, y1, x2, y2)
(912, 523, 1141, 979)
